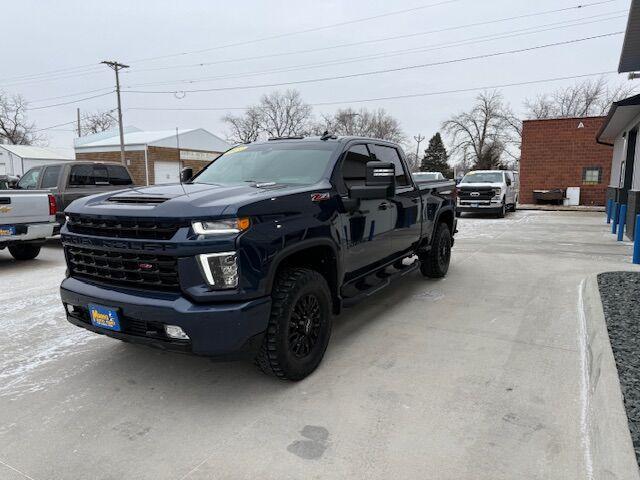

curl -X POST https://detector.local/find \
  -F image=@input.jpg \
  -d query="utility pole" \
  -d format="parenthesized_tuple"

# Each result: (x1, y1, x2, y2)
(101, 60, 129, 165)
(413, 134, 425, 170)
(76, 108, 81, 137)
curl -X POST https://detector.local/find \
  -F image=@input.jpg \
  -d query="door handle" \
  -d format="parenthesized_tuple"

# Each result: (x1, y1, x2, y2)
(378, 202, 389, 211)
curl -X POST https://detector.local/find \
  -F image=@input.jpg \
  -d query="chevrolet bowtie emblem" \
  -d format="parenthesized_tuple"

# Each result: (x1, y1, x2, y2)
(0, 206, 12, 214)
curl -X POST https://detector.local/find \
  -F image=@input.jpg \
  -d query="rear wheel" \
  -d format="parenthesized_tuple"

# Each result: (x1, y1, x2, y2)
(419, 222, 452, 278)
(256, 267, 332, 381)
(8, 245, 41, 260)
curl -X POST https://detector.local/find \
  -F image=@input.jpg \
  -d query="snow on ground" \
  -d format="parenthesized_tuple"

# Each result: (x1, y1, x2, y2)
(0, 242, 100, 399)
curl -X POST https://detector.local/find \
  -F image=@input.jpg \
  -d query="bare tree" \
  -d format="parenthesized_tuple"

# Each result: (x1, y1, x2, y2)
(222, 106, 261, 144)
(0, 91, 39, 145)
(222, 89, 313, 141)
(81, 110, 117, 136)
(318, 107, 405, 143)
(442, 91, 515, 170)
(524, 78, 638, 119)
(257, 90, 313, 138)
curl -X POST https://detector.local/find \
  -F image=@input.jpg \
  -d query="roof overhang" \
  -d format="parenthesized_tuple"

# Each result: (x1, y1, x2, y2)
(596, 93, 640, 145)
(619, 0, 640, 73)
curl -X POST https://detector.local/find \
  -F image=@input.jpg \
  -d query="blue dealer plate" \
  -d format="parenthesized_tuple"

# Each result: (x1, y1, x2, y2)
(0, 225, 16, 236)
(89, 304, 121, 331)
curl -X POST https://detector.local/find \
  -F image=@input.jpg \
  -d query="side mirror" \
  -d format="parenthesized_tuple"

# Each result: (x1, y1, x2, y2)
(349, 161, 396, 200)
(180, 167, 193, 182)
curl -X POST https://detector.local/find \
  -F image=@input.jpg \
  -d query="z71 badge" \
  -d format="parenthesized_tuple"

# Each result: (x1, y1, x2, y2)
(310, 193, 330, 202)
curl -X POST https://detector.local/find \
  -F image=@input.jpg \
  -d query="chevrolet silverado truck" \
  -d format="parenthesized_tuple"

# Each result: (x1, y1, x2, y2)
(456, 170, 519, 218)
(60, 135, 457, 380)
(1, 190, 57, 260)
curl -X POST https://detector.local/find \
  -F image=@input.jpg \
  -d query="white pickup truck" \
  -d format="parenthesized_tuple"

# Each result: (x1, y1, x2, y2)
(0, 190, 57, 260)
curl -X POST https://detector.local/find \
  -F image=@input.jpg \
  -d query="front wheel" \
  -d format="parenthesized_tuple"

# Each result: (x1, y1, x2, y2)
(256, 267, 332, 381)
(8, 244, 41, 260)
(497, 201, 506, 218)
(419, 222, 452, 278)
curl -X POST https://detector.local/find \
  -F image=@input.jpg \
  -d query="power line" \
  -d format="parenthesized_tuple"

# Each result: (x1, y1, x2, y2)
(0, 64, 103, 85)
(33, 120, 79, 133)
(125, 0, 619, 75)
(30, 87, 115, 104)
(123, 32, 623, 95)
(126, 70, 619, 112)
(128, 0, 463, 65)
(28, 91, 115, 111)
(123, 12, 626, 89)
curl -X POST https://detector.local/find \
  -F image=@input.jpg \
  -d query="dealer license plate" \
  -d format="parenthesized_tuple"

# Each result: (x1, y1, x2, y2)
(0, 225, 16, 236)
(89, 304, 121, 331)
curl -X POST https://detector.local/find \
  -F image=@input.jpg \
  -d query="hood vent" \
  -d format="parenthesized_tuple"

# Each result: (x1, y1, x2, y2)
(107, 196, 168, 205)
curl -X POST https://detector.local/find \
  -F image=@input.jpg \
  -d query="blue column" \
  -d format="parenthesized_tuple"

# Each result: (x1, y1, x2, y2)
(612, 202, 619, 234)
(634, 215, 640, 265)
(617, 204, 627, 241)
(607, 199, 613, 224)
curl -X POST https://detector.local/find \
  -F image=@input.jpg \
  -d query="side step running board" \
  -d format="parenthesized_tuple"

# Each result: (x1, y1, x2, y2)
(342, 260, 419, 308)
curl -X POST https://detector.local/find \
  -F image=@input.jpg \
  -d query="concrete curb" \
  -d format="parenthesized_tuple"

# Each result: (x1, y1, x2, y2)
(581, 275, 639, 479)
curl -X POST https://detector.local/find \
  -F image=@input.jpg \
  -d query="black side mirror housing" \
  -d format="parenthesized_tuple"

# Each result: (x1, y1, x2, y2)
(180, 167, 194, 182)
(348, 161, 396, 200)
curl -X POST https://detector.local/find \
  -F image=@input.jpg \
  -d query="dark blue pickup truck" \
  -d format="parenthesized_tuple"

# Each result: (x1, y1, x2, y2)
(60, 135, 457, 380)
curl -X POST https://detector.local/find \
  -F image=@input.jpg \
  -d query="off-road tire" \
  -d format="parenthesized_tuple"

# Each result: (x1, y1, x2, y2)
(255, 267, 332, 381)
(8, 245, 41, 260)
(419, 222, 452, 278)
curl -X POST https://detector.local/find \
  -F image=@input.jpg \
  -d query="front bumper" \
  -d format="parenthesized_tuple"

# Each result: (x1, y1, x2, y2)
(60, 277, 272, 358)
(457, 200, 502, 213)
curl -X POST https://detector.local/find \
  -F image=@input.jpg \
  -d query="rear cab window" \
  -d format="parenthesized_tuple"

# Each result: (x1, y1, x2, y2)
(17, 168, 41, 190)
(69, 164, 133, 186)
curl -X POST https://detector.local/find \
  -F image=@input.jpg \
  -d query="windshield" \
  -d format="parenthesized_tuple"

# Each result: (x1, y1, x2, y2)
(461, 171, 504, 184)
(194, 143, 336, 186)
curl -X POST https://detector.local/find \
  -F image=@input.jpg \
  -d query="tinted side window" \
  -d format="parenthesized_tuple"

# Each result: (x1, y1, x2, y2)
(17, 168, 41, 190)
(41, 166, 61, 189)
(341, 144, 373, 189)
(373, 145, 409, 186)
(69, 165, 95, 186)
(106, 165, 133, 185)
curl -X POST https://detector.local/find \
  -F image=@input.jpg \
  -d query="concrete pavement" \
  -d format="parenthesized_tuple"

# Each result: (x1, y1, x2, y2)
(0, 211, 637, 480)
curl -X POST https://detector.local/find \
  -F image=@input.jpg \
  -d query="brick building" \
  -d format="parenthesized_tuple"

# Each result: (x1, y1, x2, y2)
(74, 127, 229, 185)
(519, 116, 613, 206)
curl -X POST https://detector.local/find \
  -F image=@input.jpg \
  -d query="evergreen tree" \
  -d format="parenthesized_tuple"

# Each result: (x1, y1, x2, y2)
(420, 132, 452, 177)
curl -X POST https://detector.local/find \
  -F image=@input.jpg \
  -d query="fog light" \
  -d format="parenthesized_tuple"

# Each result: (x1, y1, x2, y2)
(164, 325, 189, 340)
(65, 304, 74, 315)
(198, 251, 238, 289)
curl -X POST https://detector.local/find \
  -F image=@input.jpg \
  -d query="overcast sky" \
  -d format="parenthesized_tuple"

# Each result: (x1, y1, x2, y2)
(1, 0, 633, 151)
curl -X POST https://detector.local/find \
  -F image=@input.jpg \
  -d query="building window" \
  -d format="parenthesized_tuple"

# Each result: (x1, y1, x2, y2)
(583, 167, 602, 185)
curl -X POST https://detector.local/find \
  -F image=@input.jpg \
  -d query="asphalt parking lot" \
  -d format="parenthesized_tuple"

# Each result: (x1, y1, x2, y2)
(1, 210, 637, 480)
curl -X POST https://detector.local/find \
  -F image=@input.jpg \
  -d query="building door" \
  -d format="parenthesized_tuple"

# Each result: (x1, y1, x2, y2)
(154, 161, 180, 184)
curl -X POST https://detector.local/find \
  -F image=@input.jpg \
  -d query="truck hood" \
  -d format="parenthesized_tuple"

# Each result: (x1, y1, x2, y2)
(65, 181, 321, 219)
(458, 183, 502, 189)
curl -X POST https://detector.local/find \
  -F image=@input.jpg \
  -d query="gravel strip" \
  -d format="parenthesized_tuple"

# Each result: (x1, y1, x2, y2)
(598, 271, 640, 465)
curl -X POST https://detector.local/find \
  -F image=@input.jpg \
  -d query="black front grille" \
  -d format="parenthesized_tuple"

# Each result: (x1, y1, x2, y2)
(67, 214, 181, 240)
(66, 245, 179, 291)
(459, 188, 496, 201)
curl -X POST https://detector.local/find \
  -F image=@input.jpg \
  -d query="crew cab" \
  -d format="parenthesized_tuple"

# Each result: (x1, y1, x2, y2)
(0, 190, 57, 260)
(17, 161, 134, 232)
(456, 170, 519, 218)
(60, 136, 457, 380)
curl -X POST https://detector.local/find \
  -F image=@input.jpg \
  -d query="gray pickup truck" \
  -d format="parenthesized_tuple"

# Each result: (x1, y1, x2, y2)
(0, 190, 57, 260)
(16, 162, 134, 230)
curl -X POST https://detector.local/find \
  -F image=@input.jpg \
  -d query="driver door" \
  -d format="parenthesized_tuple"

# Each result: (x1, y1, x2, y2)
(336, 143, 395, 279)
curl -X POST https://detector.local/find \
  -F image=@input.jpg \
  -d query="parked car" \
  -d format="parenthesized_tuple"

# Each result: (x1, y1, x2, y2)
(456, 170, 519, 218)
(0, 190, 57, 260)
(16, 162, 135, 232)
(412, 171, 446, 182)
(60, 135, 457, 380)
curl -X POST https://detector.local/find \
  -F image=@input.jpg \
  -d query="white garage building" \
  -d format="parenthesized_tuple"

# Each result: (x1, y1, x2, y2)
(0, 145, 75, 176)
(74, 127, 229, 185)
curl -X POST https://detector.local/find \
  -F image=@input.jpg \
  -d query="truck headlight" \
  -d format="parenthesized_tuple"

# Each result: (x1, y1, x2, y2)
(493, 187, 502, 198)
(192, 218, 250, 235)
(198, 252, 238, 289)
